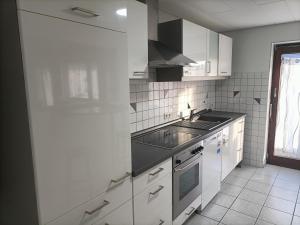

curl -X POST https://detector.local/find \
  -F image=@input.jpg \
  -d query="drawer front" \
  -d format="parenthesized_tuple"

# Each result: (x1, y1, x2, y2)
(17, 0, 127, 32)
(134, 174, 172, 225)
(93, 200, 133, 225)
(173, 194, 202, 225)
(133, 158, 172, 196)
(48, 177, 132, 225)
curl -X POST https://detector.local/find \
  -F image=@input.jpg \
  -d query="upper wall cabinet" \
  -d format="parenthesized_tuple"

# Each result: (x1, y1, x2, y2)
(17, 0, 127, 32)
(206, 30, 219, 77)
(218, 34, 233, 76)
(127, 0, 148, 79)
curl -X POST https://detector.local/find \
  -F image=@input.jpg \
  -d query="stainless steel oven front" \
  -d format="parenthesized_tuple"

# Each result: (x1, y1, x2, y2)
(173, 142, 203, 219)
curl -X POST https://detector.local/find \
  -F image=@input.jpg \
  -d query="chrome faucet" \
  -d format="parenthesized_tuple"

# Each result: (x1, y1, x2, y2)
(189, 109, 196, 121)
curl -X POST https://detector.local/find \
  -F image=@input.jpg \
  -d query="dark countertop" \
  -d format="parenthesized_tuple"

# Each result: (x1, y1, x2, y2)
(131, 111, 246, 177)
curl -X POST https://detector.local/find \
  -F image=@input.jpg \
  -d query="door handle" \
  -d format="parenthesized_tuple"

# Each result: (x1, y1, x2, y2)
(206, 61, 211, 73)
(149, 168, 164, 176)
(185, 207, 195, 216)
(269, 103, 272, 119)
(71, 7, 99, 17)
(149, 185, 164, 196)
(85, 200, 110, 215)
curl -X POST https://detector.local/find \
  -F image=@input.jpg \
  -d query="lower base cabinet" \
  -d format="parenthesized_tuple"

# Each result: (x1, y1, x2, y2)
(133, 168, 172, 225)
(93, 200, 133, 225)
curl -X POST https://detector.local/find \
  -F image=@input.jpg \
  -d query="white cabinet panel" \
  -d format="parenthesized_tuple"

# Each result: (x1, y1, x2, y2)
(206, 30, 219, 77)
(19, 11, 131, 224)
(202, 133, 222, 209)
(134, 174, 172, 225)
(93, 200, 133, 225)
(221, 126, 235, 181)
(133, 158, 172, 196)
(127, 0, 148, 79)
(218, 34, 232, 76)
(18, 0, 127, 32)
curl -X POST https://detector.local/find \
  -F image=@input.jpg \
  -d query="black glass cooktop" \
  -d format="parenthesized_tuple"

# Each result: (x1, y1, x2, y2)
(133, 126, 200, 149)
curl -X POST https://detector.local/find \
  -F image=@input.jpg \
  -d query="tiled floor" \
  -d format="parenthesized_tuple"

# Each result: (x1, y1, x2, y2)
(185, 164, 300, 225)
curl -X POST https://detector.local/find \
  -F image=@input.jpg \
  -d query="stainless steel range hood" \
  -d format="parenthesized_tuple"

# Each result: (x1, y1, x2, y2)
(146, 0, 195, 68)
(148, 40, 195, 68)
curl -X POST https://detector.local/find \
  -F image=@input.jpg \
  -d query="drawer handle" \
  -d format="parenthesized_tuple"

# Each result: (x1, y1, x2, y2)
(149, 185, 164, 196)
(111, 172, 131, 184)
(71, 7, 99, 17)
(220, 71, 227, 74)
(149, 168, 164, 176)
(133, 71, 146, 76)
(85, 200, 109, 215)
(185, 207, 195, 216)
(159, 219, 165, 225)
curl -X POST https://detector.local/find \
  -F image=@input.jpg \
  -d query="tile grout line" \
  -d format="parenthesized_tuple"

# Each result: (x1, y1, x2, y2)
(291, 187, 300, 224)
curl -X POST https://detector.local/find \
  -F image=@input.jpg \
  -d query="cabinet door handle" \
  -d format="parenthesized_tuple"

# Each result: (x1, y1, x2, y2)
(85, 200, 109, 215)
(71, 7, 99, 17)
(133, 71, 146, 76)
(149, 185, 164, 196)
(159, 219, 165, 225)
(185, 207, 195, 216)
(111, 172, 131, 184)
(206, 61, 211, 73)
(149, 168, 164, 176)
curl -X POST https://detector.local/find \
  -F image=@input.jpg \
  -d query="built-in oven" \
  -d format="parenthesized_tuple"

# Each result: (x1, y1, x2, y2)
(173, 141, 203, 219)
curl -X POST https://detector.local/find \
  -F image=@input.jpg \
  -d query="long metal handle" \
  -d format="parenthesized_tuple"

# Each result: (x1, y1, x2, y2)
(220, 71, 227, 74)
(149, 185, 164, 196)
(159, 219, 165, 225)
(133, 71, 146, 76)
(71, 7, 99, 17)
(206, 61, 211, 73)
(111, 172, 131, 184)
(149, 168, 164, 176)
(85, 200, 110, 215)
(185, 207, 195, 216)
(174, 156, 199, 172)
(269, 103, 272, 119)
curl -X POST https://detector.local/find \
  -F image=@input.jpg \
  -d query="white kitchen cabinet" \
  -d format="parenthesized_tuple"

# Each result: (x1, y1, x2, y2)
(17, 0, 127, 32)
(93, 200, 133, 225)
(127, 0, 148, 79)
(221, 118, 245, 181)
(206, 30, 219, 77)
(133, 165, 172, 225)
(218, 34, 232, 76)
(201, 132, 222, 209)
(18, 9, 131, 224)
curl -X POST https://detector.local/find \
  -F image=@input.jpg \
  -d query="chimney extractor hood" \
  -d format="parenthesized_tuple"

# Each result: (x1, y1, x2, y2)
(148, 40, 196, 68)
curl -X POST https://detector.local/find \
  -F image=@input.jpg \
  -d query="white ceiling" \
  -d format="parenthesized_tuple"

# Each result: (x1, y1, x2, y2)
(159, 0, 300, 32)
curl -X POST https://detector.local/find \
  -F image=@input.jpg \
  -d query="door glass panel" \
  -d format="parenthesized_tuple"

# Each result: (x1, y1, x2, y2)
(179, 164, 199, 200)
(274, 53, 300, 159)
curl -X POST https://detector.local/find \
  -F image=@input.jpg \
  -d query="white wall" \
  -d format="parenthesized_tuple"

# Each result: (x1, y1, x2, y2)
(226, 21, 300, 73)
(216, 22, 300, 167)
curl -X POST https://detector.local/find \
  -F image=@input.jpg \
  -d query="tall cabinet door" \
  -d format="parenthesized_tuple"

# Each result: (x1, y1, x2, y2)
(127, 0, 148, 79)
(19, 11, 131, 224)
(218, 34, 232, 76)
(206, 30, 219, 77)
(182, 20, 207, 76)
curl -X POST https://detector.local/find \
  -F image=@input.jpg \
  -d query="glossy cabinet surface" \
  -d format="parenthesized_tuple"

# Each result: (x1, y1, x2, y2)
(18, 11, 131, 224)
(202, 133, 222, 209)
(232, 118, 245, 167)
(17, 0, 127, 32)
(93, 200, 133, 225)
(206, 30, 219, 77)
(127, 0, 148, 79)
(218, 34, 232, 76)
(182, 19, 208, 77)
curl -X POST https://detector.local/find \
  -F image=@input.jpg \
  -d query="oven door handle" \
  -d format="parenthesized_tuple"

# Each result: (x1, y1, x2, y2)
(174, 155, 200, 172)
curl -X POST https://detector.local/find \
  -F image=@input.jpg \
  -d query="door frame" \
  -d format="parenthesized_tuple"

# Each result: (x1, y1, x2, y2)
(267, 42, 300, 170)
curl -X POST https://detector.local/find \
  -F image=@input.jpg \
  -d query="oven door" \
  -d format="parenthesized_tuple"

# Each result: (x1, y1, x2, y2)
(173, 153, 202, 219)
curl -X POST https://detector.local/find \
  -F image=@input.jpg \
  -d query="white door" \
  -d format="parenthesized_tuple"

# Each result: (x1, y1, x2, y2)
(19, 11, 131, 224)
(127, 0, 148, 79)
(182, 20, 207, 76)
(218, 34, 232, 76)
(202, 133, 222, 209)
(221, 126, 234, 181)
(206, 30, 219, 76)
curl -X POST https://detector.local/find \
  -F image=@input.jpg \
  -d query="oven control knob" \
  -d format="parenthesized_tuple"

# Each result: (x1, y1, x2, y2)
(175, 159, 181, 164)
(191, 149, 198, 154)
(197, 146, 204, 152)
